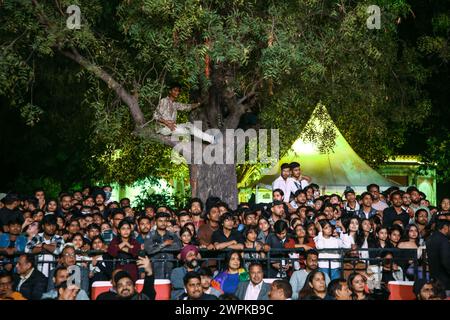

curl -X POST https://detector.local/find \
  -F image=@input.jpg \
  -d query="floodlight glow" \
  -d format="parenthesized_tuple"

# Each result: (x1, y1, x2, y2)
(292, 139, 317, 155)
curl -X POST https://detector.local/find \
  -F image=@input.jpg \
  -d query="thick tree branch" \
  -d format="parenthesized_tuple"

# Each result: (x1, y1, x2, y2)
(60, 48, 146, 126)
(224, 80, 261, 128)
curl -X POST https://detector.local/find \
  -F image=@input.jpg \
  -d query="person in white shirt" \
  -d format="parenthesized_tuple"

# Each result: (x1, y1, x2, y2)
(235, 263, 270, 300)
(314, 220, 352, 281)
(153, 84, 216, 144)
(272, 163, 297, 203)
(289, 162, 311, 193)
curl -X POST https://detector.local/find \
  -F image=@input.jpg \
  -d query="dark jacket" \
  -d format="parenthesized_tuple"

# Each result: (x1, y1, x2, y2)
(144, 230, 182, 279)
(95, 274, 156, 300)
(13, 268, 48, 300)
(235, 280, 270, 300)
(178, 293, 218, 300)
(382, 207, 410, 228)
(426, 231, 450, 289)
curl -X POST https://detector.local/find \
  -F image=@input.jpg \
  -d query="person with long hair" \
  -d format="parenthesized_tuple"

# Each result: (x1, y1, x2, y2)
(388, 224, 403, 247)
(256, 216, 272, 244)
(44, 199, 59, 216)
(298, 269, 331, 300)
(348, 272, 371, 300)
(108, 220, 141, 282)
(242, 225, 265, 271)
(355, 219, 376, 261)
(314, 220, 352, 280)
(285, 223, 315, 270)
(368, 225, 393, 261)
(396, 224, 422, 279)
(211, 250, 249, 295)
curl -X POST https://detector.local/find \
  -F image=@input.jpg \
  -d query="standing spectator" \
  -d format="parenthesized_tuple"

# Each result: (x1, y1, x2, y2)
(136, 216, 152, 244)
(272, 163, 296, 203)
(0, 194, 23, 232)
(25, 214, 64, 277)
(41, 266, 89, 300)
(242, 225, 265, 271)
(13, 253, 47, 300)
(298, 270, 330, 300)
(211, 250, 249, 295)
(235, 262, 270, 300)
(170, 245, 200, 300)
(198, 205, 221, 249)
(266, 220, 291, 278)
(314, 220, 352, 280)
(327, 278, 352, 300)
(211, 212, 244, 251)
(268, 279, 292, 300)
(289, 249, 330, 300)
(144, 212, 182, 279)
(108, 220, 140, 282)
(383, 191, 410, 228)
(0, 273, 26, 300)
(426, 220, 450, 290)
(0, 218, 28, 272)
(367, 184, 388, 212)
(268, 200, 287, 227)
(356, 192, 377, 220)
(188, 198, 205, 231)
(343, 188, 360, 218)
(180, 271, 217, 300)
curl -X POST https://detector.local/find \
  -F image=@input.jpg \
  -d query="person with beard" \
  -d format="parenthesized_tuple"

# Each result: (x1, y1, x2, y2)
(92, 189, 106, 215)
(57, 194, 73, 218)
(102, 256, 156, 300)
(367, 184, 388, 212)
(170, 245, 200, 300)
(188, 198, 205, 231)
(0, 194, 23, 233)
(383, 191, 410, 228)
(136, 216, 152, 244)
(414, 208, 431, 241)
(180, 271, 218, 300)
(407, 186, 422, 213)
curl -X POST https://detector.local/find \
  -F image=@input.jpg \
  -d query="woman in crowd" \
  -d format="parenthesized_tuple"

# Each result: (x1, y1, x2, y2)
(211, 250, 249, 295)
(355, 219, 376, 261)
(388, 225, 403, 247)
(298, 269, 331, 300)
(107, 219, 140, 282)
(242, 225, 265, 270)
(348, 272, 371, 300)
(314, 220, 352, 280)
(45, 199, 59, 215)
(257, 216, 271, 244)
(396, 224, 422, 279)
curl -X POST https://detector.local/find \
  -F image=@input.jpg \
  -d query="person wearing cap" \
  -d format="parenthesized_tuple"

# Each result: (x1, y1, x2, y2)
(144, 211, 182, 279)
(0, 194, 23, 233)
(25, 214, 65, 277)
(343, 187, 360, 219)
(268, 200, 287, 227)
(170, 244, 200, 300)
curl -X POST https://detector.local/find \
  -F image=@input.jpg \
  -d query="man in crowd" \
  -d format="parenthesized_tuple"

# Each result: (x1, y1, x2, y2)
(136, 216, 152, 244)
(41, 266, 89, 300)
(326, 278, 352, 300)
(211, 212, 244, 250)
(188, 198, 205, 230)
(268, 279, 292, 300)
(0, 218, 28, 271)
(289, 162, 311, 193)
(198, 268, 221, 298)
(235, 262, 270, 300)
(356, 192, 378, 220)
(13, 253, 47, 299)
(343, 187, 360, 218)
(272, 163, 296, 203)
(144, 212, 182, 279)
(25, 214, 65, 277)
(290, 249, 330, 300)
(0, 194, 23, 232)
(198, 205, 221, 249)
(426, 220, 450, 290)
(179, 271, 217, 300)
(367, 184, 388, 212)
(170, 245, 200, 300)
(0, 272, 26, 300)
(383, 190, 410, 228)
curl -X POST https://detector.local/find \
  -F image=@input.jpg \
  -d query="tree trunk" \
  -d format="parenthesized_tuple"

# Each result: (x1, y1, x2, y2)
(189, 163, 238, 210)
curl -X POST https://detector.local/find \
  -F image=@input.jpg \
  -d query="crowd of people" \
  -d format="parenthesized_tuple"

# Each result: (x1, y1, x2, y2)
(0, 162, 449, 301)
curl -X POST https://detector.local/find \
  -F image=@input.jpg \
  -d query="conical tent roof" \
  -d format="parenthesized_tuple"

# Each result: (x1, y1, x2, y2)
(254, 105, 399, 189)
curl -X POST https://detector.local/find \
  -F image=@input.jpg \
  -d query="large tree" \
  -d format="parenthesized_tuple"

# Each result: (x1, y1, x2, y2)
(0, 0, 430, 208)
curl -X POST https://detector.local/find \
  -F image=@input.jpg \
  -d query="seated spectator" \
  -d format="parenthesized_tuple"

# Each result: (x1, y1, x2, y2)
(41, 266, 89, 300)
(211, 250, 249, 295)
(0, 272, 26, 300)
(108, 220, 140, 282)
(235, 262, 270, 300)
(13, 253, 47, 300)
(52, 282, 81, 300)
(198, 205, 221, 249)
(88, 235, 113, 283)
(242, 225, 265, 271)
(47, 245, 89, 294)
(170, 245, 200, 300)
(198, 267, 221, 298)
(327, 278, 352, 300)
(95, 268, 124, 300)
(298, 269, 331, 300)
(413, 278, 444, 300)
(268, 279, 292, 300)
(256, 216, 272, 244)
(266, 220, 291, 278)
(348, 272, 371, 300)
(212, 212, 245, 251)
(179, 271, 217, 300)
(289, 249, 330, 300)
